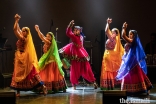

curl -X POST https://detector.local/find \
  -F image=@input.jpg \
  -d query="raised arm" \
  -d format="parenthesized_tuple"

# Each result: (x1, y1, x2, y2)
(66, 20, 75, 39)
(121, 22, 133, 43)
(35, 25, 51, 44)
(105, 18, 114, 40)
(13, 14, 23, 39)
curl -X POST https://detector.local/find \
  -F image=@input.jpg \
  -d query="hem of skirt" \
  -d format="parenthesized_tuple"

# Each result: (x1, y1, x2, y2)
(126, 85, 153, 96)
(52, 86, 67, 93)
(33, 86, 67, 94)
(33, 79, 68, 93)
(10, 81, 44, 91)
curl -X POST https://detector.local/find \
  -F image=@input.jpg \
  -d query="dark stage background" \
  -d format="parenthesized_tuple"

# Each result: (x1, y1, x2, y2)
(0, 0, 156, 83)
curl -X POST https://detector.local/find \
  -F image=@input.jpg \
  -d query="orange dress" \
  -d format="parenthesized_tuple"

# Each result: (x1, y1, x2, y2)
(38, 42, 67, 93)
(11, 35, 43, 91)
(100, 29, 124, 90)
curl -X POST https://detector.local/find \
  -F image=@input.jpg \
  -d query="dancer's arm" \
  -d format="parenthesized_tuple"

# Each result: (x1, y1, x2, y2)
(121, 22, 133, 43)
(66, 20, 75, 39)
(105, 18, 113, 40)
(13, 14, 23, 39)
(35, 25, 51, 44)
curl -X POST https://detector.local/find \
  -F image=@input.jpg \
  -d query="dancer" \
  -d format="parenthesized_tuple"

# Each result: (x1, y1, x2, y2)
(59, 20, 97, 90)
(62, 27, 85, 70)
(34, 25, 67, 93)
(10, 14, 47, 97)
(100, 18, 124, 90)
(116, 22, 153, 95)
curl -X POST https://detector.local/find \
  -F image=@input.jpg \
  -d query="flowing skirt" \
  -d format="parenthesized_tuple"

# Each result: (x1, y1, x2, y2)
(59, 43, 90, 61)
(10, 66, 43, 91)
(38, 62, 67, 93)
(59, 43, 96, 86)
(100, 50, 121, 90)
(121, 64, 153, 95)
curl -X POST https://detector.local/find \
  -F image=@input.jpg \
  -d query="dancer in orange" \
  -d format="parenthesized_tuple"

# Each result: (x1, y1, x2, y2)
(34, 25, 67, 93)
(100, 18, 124, 90)
(10, 14, 47, 97)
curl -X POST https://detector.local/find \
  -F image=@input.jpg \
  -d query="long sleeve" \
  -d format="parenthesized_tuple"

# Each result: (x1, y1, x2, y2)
(66, 27, 75, 40)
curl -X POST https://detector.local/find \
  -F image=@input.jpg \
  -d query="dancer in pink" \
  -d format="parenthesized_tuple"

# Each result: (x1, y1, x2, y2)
(59, 20, 97, 90)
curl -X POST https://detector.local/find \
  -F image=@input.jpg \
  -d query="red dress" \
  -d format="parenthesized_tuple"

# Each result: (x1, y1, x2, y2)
(59, 27, 96, 86)
(59, 32, 89, 61)
(121, 43, 153, 95)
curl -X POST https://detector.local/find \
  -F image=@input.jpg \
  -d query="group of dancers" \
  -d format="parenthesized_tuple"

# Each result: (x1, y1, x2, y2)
(10, 14, 152, 97)
(100, 18, 153, 95)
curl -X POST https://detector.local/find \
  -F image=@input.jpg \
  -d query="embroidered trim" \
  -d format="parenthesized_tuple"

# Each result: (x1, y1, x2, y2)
(122, 78, 152, 92)
(72, 42, 82, 48)
(100, 79, 121, 90)
(62, 53, 90, 62)
(10, 74, 42, 90)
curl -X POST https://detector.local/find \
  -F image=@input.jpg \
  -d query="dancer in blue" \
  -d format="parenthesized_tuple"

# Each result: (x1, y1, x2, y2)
(116, 22, 153, 95)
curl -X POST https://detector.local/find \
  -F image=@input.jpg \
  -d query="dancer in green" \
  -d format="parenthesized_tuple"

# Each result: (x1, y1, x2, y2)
(34, 25, 67, 93)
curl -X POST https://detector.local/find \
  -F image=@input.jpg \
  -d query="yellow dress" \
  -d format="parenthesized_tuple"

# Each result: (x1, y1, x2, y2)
(10, 27, 43, 90)
(100, 29, 124, 90)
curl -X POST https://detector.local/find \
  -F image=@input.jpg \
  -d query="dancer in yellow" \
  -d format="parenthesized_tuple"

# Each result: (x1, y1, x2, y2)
(100, 18, 124, 90)
(10, 14, 47, 97)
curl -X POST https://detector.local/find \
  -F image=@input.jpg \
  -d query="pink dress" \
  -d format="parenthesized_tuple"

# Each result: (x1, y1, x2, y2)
(59, 27, 96, 86)
(121, 43, 153, 95)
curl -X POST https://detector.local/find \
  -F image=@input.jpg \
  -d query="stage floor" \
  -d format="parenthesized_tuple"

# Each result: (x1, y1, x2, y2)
(0, 84, 156, 104)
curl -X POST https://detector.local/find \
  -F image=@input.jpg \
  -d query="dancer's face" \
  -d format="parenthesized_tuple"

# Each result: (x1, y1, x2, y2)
(128, 31, 134, 39)
(73, 28, 80, 36)
(22, 28, 28, 37)
(112, 30, 117, 37)
(46, 34, 52, 41)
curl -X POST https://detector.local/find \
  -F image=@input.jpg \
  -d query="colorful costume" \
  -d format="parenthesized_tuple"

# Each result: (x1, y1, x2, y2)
(59, 27, 96, 86)
(10, 27, 43, 91)
(116, 30, 153, 95)
(100, 29, 124, 90)
(37, 32, 67, 93)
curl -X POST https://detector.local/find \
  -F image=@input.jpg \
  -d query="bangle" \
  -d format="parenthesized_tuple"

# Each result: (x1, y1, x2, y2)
(122, 27, 126, 29)
(68, 24, 72, 28)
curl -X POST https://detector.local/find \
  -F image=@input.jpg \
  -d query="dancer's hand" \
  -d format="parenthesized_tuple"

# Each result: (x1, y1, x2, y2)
(14, 14, 21, 21)
(35, 25, 39, 32)
(106, 18, 112, 24)
(122, 22, 127, 29)
(69, 20, 74, 27)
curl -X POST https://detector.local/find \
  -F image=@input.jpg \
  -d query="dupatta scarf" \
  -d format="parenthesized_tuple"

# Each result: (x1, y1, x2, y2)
(38, 32, 64, 76)
(116, 30, 147, 80)
(14, 27, 38, 82)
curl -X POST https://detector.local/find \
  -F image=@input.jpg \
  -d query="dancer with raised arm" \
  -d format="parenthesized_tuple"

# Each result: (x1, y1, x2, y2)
(100, 18, 124, 90)
(59, 20, 97, 90)
(34, 25, 67, 93)
(116, 22, 153, 95)
(10, 14, 47, 97)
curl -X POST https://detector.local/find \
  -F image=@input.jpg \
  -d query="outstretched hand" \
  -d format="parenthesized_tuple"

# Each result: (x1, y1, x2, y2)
(123, 22, 128, 29)
(14, 14, 21, 21)
(106, 18, 112, 24)
(35, 25, 39, 32)
(69, 20, 74, 27)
